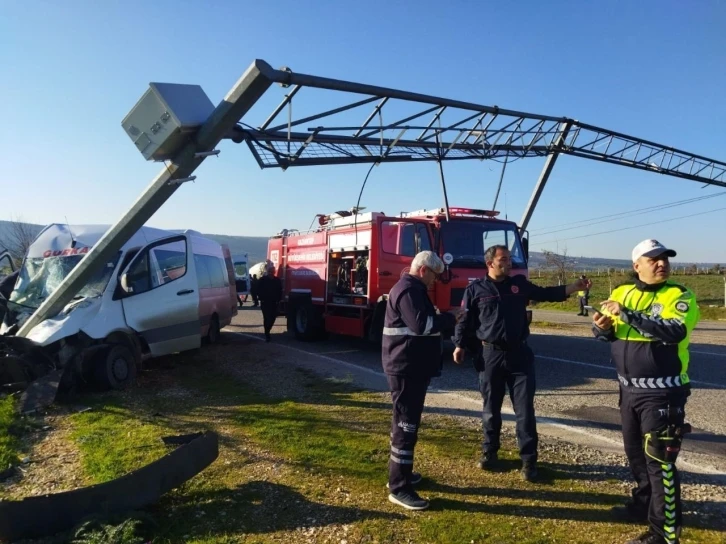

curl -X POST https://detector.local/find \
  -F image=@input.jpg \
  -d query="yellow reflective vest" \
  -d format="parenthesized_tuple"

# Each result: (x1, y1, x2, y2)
(596, 280, 699, 391)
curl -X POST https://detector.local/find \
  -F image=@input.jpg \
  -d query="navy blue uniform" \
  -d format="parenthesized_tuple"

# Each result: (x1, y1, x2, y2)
(382, 274, 456, 493)
(453, 275, 567, 463)
(257, 275, 282, 340)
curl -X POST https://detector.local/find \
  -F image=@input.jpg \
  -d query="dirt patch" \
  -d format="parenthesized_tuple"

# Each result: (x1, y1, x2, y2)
(0, 408, 84, 500)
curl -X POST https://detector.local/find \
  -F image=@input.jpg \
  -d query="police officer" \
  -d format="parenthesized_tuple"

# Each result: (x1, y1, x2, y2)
(593, 239, 699, 544)
(257, 262, 282, 342)
(576, 274, 590, 316)
(382, 251, 459, 510)
(453, 245, 591, 481)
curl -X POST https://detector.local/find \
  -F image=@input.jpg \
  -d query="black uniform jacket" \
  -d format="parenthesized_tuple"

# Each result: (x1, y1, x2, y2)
(382, 274, 456, 378)
(453, 274, 567, 353)
(257, 275, 282, 305)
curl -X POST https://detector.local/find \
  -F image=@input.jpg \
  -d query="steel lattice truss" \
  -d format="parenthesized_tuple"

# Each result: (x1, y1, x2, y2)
(226, 63, 726, 188)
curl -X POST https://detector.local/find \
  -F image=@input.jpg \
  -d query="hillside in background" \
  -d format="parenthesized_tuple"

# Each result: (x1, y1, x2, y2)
(1, 220, 722, 269)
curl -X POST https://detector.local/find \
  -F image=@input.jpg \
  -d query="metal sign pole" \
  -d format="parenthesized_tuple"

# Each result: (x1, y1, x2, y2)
(17, 61, 275, 337)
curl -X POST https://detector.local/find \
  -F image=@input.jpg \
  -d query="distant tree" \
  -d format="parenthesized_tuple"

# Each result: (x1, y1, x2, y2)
(711, 264, 722, 275)
(0, 217, 36, 266)
(686, 264, 698, 275)
(542, 249, 575, 286)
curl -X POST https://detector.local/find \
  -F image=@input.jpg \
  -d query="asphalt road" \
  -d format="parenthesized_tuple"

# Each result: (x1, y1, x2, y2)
(227, 305, 726, 471)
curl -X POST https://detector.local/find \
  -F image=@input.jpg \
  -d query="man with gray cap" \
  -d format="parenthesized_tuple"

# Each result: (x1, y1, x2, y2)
(592, 239, 699, 544)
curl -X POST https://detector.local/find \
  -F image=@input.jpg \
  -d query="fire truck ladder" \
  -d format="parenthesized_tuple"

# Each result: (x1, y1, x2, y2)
(18, 59, 726, 336)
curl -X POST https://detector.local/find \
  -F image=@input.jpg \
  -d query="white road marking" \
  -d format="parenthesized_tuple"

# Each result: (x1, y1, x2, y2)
(536, 355, 724, 388)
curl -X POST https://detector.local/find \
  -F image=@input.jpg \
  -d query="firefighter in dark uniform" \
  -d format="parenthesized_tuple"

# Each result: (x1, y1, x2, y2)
(382, 251, 459, 510)
(257, 262, 282, 342)
(453, 244, 591, 481)
(593, 239, 699, 544)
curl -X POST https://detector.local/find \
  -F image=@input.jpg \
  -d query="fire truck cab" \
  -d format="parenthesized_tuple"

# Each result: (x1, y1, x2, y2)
(267, 206, 529, 342)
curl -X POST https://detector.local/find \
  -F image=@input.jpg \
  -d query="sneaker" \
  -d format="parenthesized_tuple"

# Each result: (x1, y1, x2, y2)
(625, 530, 674, 544)
(388, 489, 429, 511)
(477, 452, 498, 470)
(611, 500, 649, 523)
(386, 472, 422, 489)
(521, 461, 538, 482)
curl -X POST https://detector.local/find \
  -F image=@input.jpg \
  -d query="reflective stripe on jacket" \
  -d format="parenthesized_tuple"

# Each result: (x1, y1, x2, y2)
(593, 279, 699, 390)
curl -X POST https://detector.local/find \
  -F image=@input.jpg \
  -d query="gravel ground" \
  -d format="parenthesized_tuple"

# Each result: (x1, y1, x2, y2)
(0, 406, 84, 501)
(227, 306, 726, 514)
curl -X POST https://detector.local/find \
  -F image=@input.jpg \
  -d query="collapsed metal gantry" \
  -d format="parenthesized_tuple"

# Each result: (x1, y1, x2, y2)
(16, 59, 726, 336)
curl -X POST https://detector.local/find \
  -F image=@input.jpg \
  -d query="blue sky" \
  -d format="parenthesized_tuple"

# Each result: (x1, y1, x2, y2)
(2, 1, 725, 263)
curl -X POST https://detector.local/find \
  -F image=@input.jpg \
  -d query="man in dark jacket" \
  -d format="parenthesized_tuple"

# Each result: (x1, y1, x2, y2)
(257, 262, 283, 342)
(453, 245, 591, 481)
(250, 274, 260, 307)
(382, 250, 459, 510)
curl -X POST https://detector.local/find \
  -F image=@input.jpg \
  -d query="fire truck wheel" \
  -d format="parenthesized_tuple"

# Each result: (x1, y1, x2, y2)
(95, 345, 138, 390)
(291, 300, 321, 341)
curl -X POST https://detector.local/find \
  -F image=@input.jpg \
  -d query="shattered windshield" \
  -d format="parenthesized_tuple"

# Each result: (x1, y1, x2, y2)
(9, 252, 121, 310)
(439, 220, 527, 269)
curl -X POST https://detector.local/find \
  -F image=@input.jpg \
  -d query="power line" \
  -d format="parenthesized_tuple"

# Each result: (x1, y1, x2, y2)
(530, 205, 726, 247)
(530, 191, 726, 236)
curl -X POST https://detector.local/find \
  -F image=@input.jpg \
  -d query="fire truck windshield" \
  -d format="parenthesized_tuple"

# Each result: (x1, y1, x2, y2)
(439, 221, 527, 269)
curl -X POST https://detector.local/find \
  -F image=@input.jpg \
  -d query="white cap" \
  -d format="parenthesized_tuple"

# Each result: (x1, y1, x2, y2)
(631, 239, 677, 262)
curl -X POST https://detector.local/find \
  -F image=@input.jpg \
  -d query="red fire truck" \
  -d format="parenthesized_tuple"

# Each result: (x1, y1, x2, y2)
(267, 206, 529, 342)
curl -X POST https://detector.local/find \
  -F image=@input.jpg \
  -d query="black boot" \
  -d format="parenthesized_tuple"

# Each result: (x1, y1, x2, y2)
(521, 461, 538, 482)
(477, 451, 498, 470)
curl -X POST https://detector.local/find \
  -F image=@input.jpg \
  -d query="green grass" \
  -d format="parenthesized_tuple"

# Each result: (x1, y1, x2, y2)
(69, 402, 172, 484)
(530, 320, 571, 330)
(71, 518, 148, 544)
(530, 272, 726, 320)
(54, 347, 726, 544)
(0, 395, 19, 471)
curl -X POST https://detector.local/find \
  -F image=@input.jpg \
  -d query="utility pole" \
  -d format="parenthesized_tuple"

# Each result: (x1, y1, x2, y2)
(17, 61, 276, 337)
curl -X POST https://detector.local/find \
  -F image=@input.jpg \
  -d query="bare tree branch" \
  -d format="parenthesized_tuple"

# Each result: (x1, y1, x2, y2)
(542, 248, 575, 285)
(0, 217, 38, 265)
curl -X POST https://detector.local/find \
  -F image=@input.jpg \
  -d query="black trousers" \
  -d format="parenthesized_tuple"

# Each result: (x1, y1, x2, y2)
(478, 343, 537, 463)
(620, 388, 689, 541)
(260, 303, 277, 336)
(579, 297, 588, 314)
(387, 374, 429, 493)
